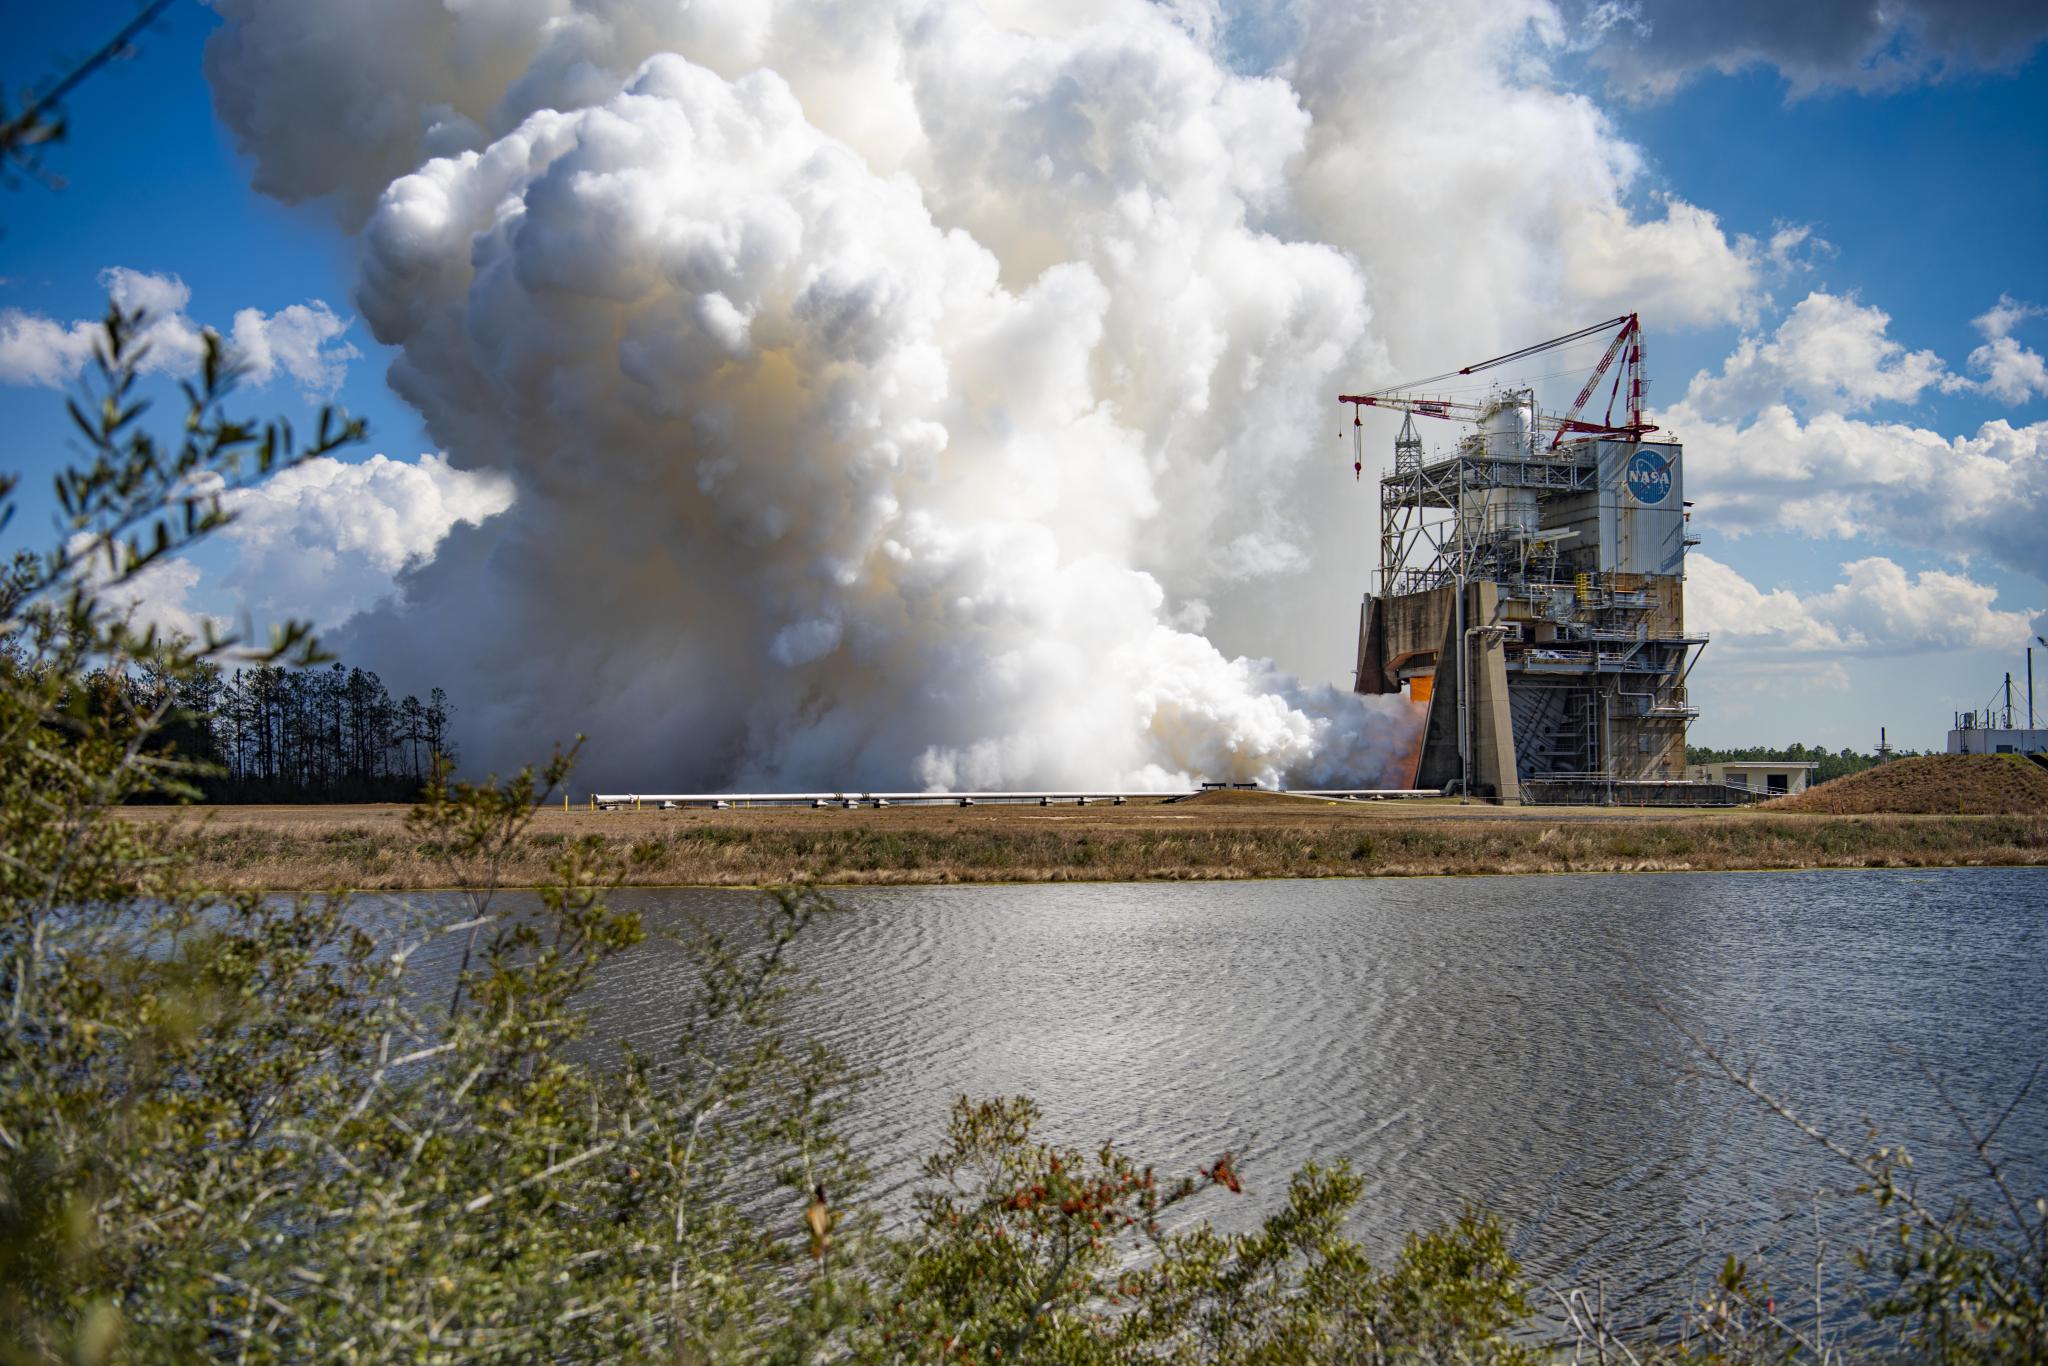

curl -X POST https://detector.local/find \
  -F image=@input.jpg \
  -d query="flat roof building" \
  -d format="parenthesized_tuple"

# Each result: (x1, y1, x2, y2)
(1948, 721, 2048, 757)
(1688, 760, 1817, 797)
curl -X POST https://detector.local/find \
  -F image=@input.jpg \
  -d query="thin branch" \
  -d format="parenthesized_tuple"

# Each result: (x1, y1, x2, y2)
(1, 0, 177, 161)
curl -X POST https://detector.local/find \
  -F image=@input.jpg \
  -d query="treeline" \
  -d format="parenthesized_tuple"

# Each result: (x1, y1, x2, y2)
(1685, 741, 1921, 787)
(121, 661, 456, 802)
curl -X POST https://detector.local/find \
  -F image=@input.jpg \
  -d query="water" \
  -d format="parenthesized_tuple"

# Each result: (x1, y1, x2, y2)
(380, 867, 2048, 1327)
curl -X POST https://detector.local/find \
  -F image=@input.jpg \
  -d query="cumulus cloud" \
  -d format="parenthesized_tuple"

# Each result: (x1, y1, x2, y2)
(1, 268, 205, 385)
(0, 268, 358, 398)
(1280, 1, 1765, 353)
(1967, 295, 2048, 406)
(90, 554, 220, 645)
(0, 311, 99, 388)
(1577, 0, 2048, 99)
(85, 455, 515, 642)
(1680, 408, 2048, 584)
(1558, 197, 1767, 329)
(1677, 292, 1961, 421)
(1669, 292, 2048, 582)
(1688, 553, 2035, 689)
(197, 0, 1782, 788)
(227, 302, 360, 397)
(217, 454, 516, 628)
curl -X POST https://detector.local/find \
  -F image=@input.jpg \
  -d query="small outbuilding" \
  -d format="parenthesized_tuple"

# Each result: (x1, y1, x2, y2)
(1688, 760, 1818, 797)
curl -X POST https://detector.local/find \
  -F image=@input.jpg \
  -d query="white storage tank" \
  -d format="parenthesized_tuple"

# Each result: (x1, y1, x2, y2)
(1466, 396, 1539, 541)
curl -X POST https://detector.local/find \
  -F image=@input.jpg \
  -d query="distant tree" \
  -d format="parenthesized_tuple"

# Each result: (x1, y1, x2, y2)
(147, 657, 459, 802)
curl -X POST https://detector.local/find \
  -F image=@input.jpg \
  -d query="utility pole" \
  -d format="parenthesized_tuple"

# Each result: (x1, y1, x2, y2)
(2029, 642, 2038, 731)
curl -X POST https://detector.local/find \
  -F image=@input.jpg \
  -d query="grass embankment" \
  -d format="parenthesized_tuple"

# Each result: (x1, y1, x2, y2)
(1765, 752, 2048, 814)
(128, 793, 2048, 889)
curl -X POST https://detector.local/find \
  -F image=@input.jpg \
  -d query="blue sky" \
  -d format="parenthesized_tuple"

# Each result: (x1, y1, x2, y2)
(1606, 56, 2048, 745)
(3, 1, 2045, 777)
(0, 4, 427, 492)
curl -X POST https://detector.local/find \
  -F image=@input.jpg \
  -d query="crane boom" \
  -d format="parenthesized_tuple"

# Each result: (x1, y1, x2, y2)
(1350, 316, 1633, 399)
(1340, 314, 1655, 452)
(1337, 392, 1569, 434)
(1550, 315, 1636, 450)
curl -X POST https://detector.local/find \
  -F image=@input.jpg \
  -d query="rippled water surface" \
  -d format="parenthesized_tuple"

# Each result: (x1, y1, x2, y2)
(387, 868, 2048, 1319)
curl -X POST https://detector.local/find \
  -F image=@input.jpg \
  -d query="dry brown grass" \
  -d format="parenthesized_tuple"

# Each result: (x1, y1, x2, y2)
(119, 797, 2048, 890)
(1765, 753, 2048, 815)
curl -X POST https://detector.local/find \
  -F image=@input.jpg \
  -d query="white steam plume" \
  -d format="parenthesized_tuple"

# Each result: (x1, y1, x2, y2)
(327, 49, 1416, 789)
(200, 1, 1763, 789)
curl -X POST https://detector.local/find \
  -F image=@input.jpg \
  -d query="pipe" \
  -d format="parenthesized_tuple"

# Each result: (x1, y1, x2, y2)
(1455, 577, 1470, 804)
(591, 790, 1204, 809)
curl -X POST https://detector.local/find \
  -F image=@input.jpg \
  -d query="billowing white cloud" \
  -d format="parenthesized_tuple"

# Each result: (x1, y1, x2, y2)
(1805, 557, 2036, 653)
(229, 302, 359, 397)
(1, 268, 205, 385)
(0, 310, 98, 388)
(0, 268, 359, 398)
(82, 455, 515, 642)
(92, 554, 220, 645)
(333, 49, 1425, 789)
(1681, 409, 2048, 583)
(201, 0, 1775, 358)
(1557, 197, 1766, 330)
(196, 0, 1781, 787)
(1689, 553, 2034, 689)
(1689, 555, 1846, 656)
(1677, 292, 1961, 422)
(217, 454, 516, 628)
(1668, 292, 2048, 583)
(1280, 1, 1765, 353)
(1967, 295, 2048, 406)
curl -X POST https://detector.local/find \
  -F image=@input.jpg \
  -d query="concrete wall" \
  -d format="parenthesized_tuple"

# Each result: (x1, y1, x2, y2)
(1373, 584, 1457, 688)
(1412, 582, 1519, 802)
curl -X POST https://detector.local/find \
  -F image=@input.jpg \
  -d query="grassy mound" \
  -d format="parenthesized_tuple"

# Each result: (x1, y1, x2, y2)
(1766, 753, 2048, 815)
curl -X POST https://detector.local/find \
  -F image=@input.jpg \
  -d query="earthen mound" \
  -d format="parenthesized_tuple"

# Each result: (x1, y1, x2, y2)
(1765, 754, 2048, 815)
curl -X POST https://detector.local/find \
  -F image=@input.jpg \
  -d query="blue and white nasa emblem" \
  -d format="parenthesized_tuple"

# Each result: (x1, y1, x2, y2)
(1624, 450, 1672, 505)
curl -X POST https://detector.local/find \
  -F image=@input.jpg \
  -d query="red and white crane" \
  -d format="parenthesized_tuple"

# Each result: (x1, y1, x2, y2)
(1337, 314, 1655, 475)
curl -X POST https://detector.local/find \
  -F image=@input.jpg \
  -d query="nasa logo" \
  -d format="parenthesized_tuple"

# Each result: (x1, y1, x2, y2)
(1625, 451, 1672, 505)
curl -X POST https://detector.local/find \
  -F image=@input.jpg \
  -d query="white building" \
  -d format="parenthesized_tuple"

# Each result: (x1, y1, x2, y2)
(1948, 722, 2048, 756)
(1688, 761, 1818, 797)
